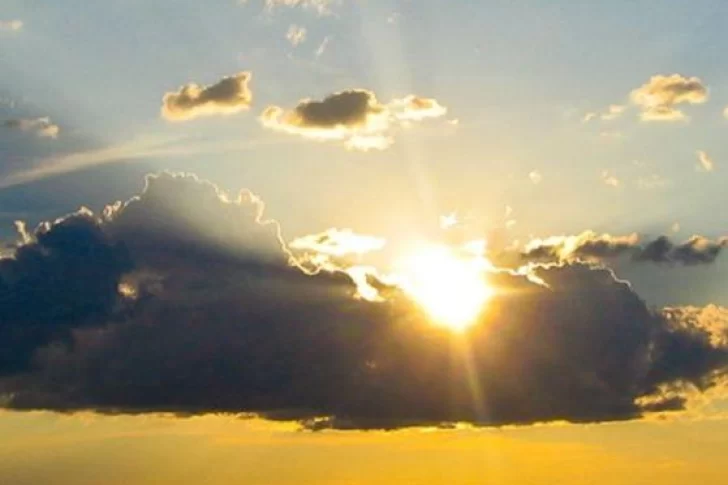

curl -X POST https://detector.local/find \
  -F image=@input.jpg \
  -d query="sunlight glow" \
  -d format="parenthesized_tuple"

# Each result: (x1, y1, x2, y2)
(394, 243, 493, 331)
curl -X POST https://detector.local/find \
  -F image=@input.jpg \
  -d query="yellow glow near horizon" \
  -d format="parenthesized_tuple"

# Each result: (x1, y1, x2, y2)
(394, 243, 493, 331)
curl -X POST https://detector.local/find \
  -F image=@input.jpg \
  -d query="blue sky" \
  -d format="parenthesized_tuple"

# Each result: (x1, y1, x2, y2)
(2, 0, 727, 305)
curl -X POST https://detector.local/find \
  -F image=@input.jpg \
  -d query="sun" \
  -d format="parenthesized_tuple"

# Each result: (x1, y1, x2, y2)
(393, 243, 493, 331)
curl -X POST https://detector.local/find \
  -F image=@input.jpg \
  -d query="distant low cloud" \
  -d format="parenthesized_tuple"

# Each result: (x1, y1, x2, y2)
(286, 24, 307, 46)
(4, 117, 59, 139)
(583, 104, 626, 123)
(521, 231, 728, 266)
(697, 150, 715, 172)
(264, 0, 338, 15)
(630, 74, 708, 122)
(529, 170, 542, 184)
(0, 20, 22, 31)
(261, 89, 447, 150)
(601, 170, 620, 187)
(315, 36, 331, 58)
(161, 72, 252, 121)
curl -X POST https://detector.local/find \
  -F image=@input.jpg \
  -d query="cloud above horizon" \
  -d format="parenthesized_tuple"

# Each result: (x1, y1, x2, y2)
(161, 72, 253, 121)
(4, 117, 59, 139)
(1, 172, 727, 429)
(260, 89, 447, 150)
(519, 231, 728, 266)
(0, 20, 23, 32)
(630, 74, 708, 122)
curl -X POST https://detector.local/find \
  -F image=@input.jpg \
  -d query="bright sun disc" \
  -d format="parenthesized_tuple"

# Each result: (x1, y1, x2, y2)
(394, 243, 493, 331)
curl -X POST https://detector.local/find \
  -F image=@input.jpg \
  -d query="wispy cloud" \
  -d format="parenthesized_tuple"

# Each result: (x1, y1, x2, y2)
(697, 150, 715, 172)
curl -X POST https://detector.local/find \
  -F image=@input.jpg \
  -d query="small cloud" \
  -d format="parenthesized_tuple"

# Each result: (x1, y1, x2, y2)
(387, 12, 400, 24)
(672, 222, 681, 234)
(697, 150, 715, 172)
(583, 105, 626, 123)
(630, 74, 708, 122)
(601, 170, 620, 188)
(636, 174, 672, 190)
(260, 89, 447, 150)
(601, 104, 626, 121)
(161, 72, 252, 122)
(529, 170, 542, 185)
(286, 24, 307, 46)
(0, 20, 22, 31)
(4, 117, 59, 139)
(315, 36, 331, 58)
(265, 0, 337, 16)
(599, 130, 624, 140)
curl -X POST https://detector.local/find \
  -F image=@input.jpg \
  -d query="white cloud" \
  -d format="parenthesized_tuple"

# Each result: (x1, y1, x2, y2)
(0, 20, 22, 32)
(630, 74, 708, 122)
(529, 170, 542, 185)
(697, 150, 715, 172)
(286, 25, 307, 46)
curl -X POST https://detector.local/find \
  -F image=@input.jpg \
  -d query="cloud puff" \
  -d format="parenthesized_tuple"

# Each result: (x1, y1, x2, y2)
(601, 171, 620, 187)
(1, 173, 727, 429)
(521, 231, 728, 266)
(630, 74, 708, 122)
(0, 20, 22, 31)
(265, 0, 337, 15)
(161, 72, 252, 121)
(697, 150, 715, 172)
(260, 89, 447, 150)
(583, 104, 626, 123)
(4, 117, 60, 139)
(529, 170, 542, 184)
(286, 24, 307, 46)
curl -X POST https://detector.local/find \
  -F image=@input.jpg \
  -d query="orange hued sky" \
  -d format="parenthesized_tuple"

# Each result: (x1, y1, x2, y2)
(1, 412, 726, 485)
(2, 1, 728, 483)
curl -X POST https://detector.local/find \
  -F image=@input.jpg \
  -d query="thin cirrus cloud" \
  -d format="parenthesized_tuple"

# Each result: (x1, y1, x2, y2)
(630, 74, 708, 122)
(582, 104, 626, 123)
(161, 72, 253, 121)
(1, 172, 727, 430)
(260, 89, 447, 150)
(697, 150, 715, 172)
(3, 117, 59, 139)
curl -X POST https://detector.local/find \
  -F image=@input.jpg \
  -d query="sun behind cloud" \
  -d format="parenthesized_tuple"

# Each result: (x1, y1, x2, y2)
(392, 242, 494, 331)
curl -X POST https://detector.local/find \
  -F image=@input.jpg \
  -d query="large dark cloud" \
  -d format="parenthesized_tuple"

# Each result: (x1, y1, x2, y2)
(521, 231, 728, 267)
(0, 210, 131, 374)
(1, 174, 727, 429)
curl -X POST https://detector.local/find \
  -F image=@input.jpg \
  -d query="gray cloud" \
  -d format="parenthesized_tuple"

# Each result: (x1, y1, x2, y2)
(161, 72, 252, 121)
(1, 174, 726, 429)
(4, 117, 59, 139)
(261, 89, 447, 150)
(521, 232, 728, 267)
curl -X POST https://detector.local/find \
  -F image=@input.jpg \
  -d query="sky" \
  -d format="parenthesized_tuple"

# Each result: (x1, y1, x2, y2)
(1, 1, 728, 484)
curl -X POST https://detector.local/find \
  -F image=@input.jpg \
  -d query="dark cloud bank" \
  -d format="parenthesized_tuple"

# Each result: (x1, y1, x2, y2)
(1, 173, 727, 429)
